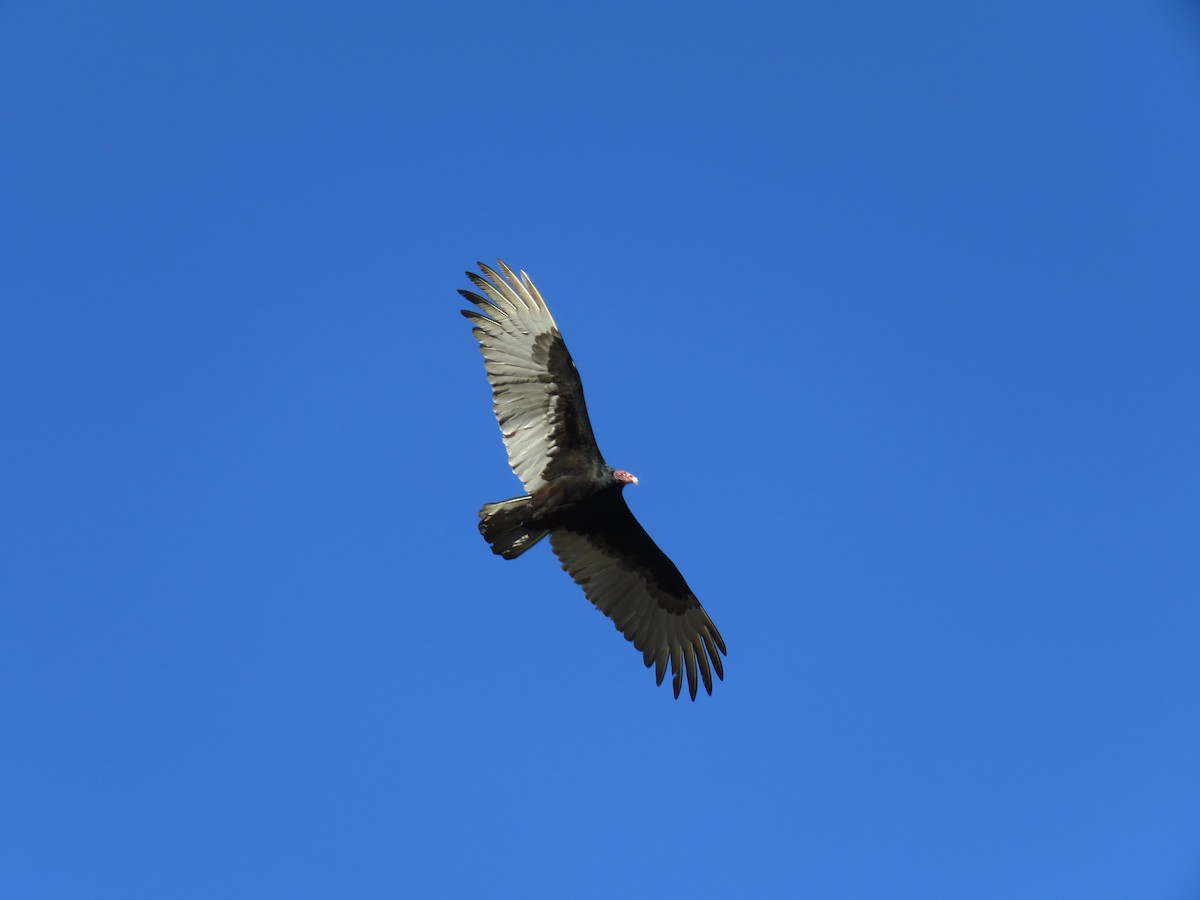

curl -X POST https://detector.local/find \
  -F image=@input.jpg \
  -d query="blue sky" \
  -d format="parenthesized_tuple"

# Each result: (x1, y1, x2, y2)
(3, 2, 1199, 897)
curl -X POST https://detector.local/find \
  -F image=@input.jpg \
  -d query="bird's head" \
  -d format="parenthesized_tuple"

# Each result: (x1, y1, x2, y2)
(612, 469, 638, 486)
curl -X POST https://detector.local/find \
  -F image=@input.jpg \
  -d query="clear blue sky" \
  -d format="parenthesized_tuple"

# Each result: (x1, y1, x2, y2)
(3, 2, 1199, 897)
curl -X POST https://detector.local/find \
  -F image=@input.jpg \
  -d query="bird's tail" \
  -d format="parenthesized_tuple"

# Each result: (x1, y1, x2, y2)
(478, 496, 548, 559)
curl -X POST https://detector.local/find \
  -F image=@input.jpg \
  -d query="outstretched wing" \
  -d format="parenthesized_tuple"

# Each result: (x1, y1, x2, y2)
(459, 261, 604, 493)
(549, 490, 727, 700)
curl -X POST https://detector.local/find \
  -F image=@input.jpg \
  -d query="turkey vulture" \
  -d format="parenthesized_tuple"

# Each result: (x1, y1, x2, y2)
(458, 261, 726, 700)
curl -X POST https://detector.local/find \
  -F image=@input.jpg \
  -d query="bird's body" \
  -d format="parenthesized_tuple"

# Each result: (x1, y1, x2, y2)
(458, 261, 725, 699)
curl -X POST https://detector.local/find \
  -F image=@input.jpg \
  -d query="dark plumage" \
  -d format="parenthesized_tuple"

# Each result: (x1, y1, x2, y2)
(458, 261, 726, 699)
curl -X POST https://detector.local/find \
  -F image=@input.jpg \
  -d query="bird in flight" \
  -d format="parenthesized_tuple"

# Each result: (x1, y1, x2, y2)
(458, 261, 726, 699)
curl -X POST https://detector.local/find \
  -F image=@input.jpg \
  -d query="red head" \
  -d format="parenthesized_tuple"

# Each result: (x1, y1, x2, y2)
(613, 469, 639, 485)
